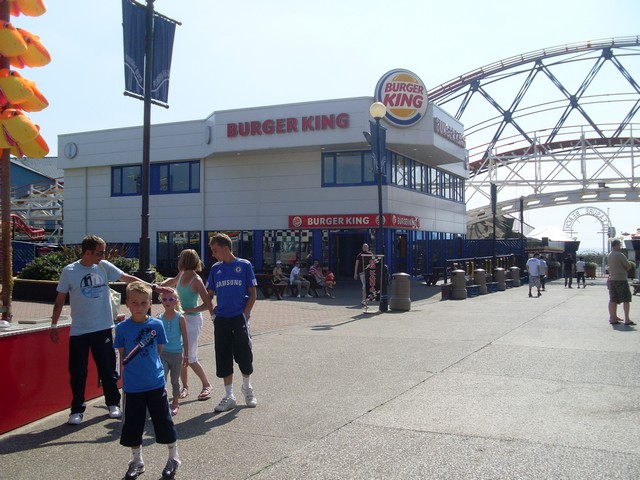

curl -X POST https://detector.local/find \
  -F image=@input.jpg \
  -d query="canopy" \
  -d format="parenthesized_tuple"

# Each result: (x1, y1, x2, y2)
(526, 226, 575, 242)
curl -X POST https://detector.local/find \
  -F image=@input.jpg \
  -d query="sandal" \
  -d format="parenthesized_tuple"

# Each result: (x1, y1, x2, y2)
(170, 405, 179, 416)
(624, 320, 636, 326)
(198, 386, 212, 401)
(179, 387, 189, 399)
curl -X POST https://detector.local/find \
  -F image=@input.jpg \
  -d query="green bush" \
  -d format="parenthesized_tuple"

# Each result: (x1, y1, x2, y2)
(18, 245, 163, 282)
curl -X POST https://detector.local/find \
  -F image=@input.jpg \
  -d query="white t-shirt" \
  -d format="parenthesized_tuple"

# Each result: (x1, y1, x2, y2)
(538, 258, 547, 275)
(56, 260, 124, 336)
(576, 260, 585, 273)
(526, 257, 541, 276)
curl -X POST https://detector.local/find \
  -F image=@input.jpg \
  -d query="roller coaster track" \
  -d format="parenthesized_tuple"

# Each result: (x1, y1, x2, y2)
(428, 36, 640, 225)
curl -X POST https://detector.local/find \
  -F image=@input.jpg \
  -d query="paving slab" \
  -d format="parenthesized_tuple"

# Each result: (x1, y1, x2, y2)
(1, 277, 639, 479)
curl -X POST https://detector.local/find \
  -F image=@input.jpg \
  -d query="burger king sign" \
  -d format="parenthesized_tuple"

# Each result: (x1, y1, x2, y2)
(374, 69, 428, 127)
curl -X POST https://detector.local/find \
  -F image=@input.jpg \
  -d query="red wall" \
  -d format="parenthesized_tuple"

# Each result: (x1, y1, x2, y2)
(0, 325, 116, 434)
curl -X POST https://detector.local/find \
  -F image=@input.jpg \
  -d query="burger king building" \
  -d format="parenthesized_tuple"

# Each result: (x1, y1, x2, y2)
(58, 70, 468, 278)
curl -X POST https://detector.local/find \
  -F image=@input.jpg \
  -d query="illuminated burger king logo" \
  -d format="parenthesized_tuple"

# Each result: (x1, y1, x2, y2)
(374, 69, 428, 127)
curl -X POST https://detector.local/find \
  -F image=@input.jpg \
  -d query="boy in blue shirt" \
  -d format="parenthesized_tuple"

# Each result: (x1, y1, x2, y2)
(114, 282, 181, 479)
(206, 233, 258, 412)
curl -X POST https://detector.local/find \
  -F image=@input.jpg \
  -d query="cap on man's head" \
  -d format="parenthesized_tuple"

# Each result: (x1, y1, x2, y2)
(276, 260, 282, 264)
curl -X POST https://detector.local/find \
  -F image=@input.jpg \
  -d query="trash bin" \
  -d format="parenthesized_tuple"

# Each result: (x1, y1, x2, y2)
(389, 273, 411, 311)
(494, 267, 506, 291)
(451, 269, 467, 299)
(474, 268, 488, 294)
(510, 266, 521, 287)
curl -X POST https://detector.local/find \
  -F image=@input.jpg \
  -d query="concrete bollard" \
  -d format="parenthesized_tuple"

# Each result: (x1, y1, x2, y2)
(389, 273, 411, 311)
(494, 267, 506, 291)
(474, 268, 488, 294)
(451, 269, 467, 299)
(510, 266, 521, 287)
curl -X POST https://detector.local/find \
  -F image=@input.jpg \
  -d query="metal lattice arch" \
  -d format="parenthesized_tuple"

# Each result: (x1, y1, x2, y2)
(428, 36, 640, 234)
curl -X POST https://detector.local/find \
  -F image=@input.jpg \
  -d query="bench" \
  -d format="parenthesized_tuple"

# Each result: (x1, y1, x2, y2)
(306, 274, 334, 298)
(423, 267, 448, 286)
(254, 274, 288, 300)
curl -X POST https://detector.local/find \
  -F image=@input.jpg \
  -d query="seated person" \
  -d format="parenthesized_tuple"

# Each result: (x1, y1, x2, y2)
(272, 260, 288, 284)
(325, 270, 336, 298)
(309, 260, 331, 297)
(290, 261, 312, 298)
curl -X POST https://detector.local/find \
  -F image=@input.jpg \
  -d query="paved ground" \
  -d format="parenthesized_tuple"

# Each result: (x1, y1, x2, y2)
(1, 277, 639, 479)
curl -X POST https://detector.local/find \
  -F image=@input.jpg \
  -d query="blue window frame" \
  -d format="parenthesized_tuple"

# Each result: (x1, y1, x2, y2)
(112, 161, 200, 196)
(112, 165, 141, 196)
(322, 149, 464, 203)
(150, 161, 200, 194)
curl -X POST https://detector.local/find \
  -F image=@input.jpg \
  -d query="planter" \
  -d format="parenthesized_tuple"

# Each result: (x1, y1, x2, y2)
(585, 265, 597, 279)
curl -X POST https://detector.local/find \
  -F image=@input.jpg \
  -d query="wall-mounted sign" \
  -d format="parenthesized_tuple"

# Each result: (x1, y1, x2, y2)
(434, 118, 466, 148)
(289, 213, 420, 230)
(227, 113, 350, 138)
(374, 69, 428, 127)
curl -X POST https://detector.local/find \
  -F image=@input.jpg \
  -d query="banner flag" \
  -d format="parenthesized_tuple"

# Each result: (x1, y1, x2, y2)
(122, 0, 145, 98)
(151, 12, 176, 104)
(122, 0, 177, 105)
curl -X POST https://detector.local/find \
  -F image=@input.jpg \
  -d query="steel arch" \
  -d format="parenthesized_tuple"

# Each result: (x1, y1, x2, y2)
(429, 36, 640, 222)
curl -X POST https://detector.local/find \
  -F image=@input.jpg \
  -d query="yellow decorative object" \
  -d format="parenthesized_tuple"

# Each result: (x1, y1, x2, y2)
(10, 28, 50, 68)
(0, 68, 32, 105)
(0, 21, 27, 57)
(9, 0, 47, 17)
(8, 128, 49, 157)
(1, 108, 39, 144)
(15, 78, 47, 111)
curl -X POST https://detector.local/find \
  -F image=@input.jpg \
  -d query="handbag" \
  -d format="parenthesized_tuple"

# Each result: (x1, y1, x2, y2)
(99, 263, 121, 322)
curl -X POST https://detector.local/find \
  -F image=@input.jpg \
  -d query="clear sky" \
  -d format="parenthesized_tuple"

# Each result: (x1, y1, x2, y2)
(14, 0, 640, 251)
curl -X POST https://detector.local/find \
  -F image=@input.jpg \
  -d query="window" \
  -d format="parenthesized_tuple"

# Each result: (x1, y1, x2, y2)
(156, 231, 201, 271)
(322, 151, 375, 186)
(112, 161, 200, 196)
(322, 150, 463, 203)
(151, 161, 199, 194)
(112, 166, 141, 196)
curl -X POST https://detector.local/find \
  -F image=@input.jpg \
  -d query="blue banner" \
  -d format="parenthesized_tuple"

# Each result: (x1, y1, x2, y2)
(122, 0, 177, 105)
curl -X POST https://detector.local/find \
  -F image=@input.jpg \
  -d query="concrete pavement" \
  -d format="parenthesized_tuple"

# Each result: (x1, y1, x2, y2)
(1, 277, 639, 479)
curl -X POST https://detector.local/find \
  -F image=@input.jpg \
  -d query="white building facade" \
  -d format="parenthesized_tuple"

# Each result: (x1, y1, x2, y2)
(58, 73, 467, 277)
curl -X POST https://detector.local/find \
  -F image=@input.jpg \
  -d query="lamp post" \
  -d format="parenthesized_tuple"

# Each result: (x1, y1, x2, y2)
(369, 101, 388, 312)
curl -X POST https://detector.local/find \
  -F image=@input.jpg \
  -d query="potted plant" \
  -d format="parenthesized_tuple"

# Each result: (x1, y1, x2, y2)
(585, 261, 598, 279)
(547, 260, 561, 279)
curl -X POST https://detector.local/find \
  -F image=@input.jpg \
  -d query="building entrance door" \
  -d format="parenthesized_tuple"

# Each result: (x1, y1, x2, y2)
(329, 232, 369, 277)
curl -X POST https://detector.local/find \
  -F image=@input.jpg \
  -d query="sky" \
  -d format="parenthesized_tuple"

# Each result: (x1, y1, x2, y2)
(13, 0, 640, 252)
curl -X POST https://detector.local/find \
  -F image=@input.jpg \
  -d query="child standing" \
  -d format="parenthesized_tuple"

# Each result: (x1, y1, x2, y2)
(159, 288, 189, 416)
(114, 282, 181, 480)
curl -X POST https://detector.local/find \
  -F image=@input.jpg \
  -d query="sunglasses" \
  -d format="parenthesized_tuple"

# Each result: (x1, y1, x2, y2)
(161, 297, 177, 302)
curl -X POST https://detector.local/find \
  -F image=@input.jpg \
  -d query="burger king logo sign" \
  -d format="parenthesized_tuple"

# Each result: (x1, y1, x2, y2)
(374, 69, 428, 127)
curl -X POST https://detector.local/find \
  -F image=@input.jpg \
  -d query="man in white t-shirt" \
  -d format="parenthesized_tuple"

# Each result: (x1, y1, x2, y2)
(50, 235, 171, 426)
(575, 256, 586, 288)
(526, 253, 542, 298)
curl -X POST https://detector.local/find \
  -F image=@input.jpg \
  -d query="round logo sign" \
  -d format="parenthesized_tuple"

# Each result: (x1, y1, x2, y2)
(374, 69, 428, 127)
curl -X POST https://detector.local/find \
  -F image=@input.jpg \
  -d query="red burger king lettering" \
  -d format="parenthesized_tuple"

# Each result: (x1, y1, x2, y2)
(289, 214, 420, 230)
(374, 69, 428, 127)
(227, 113, 349, 138)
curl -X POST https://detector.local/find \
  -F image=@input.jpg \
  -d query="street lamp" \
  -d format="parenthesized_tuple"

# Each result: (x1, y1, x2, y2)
(369, 101, 388, 312)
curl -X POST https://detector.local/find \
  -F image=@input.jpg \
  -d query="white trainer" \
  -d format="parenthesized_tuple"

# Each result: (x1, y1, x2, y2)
(242, 385, 257, 408)
(108, 405, 122, 418)
(214, 396, 237, 412)
(68, 413, 83, 425)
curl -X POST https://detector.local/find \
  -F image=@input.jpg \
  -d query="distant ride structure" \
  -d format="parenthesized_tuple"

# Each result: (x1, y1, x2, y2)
(428, 36, 640, 237)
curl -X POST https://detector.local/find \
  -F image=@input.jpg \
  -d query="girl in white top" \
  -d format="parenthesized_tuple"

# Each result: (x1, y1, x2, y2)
(160, 249, 214, 401)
